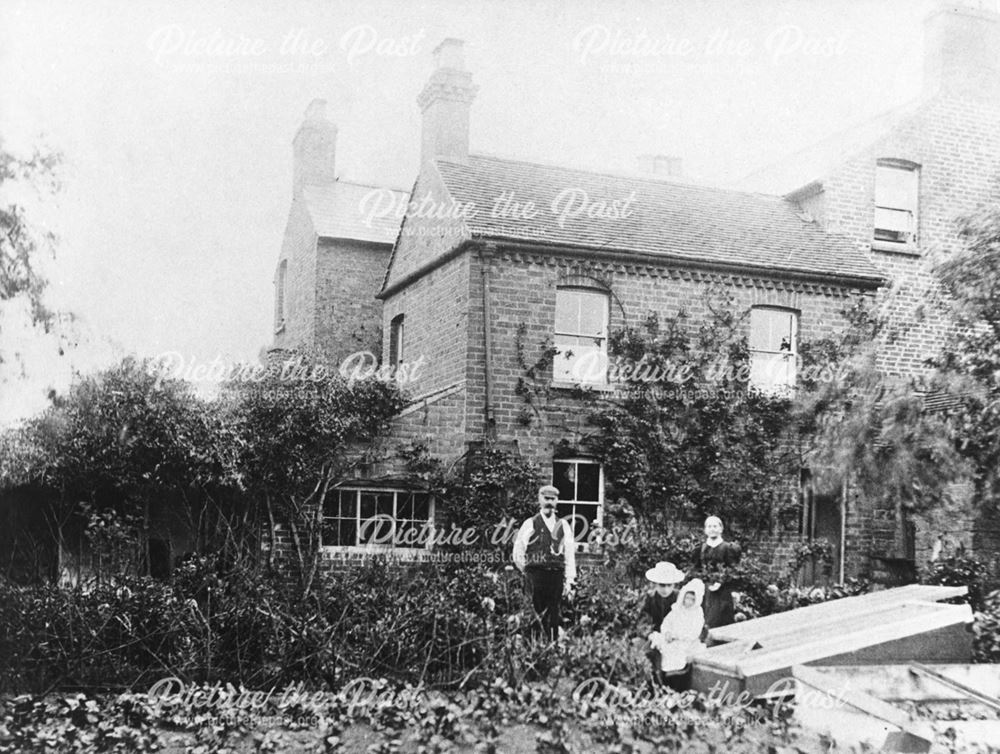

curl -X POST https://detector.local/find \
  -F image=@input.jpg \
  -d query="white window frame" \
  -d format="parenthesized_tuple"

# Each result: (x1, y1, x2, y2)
(322, 487, 435, 552)
(873, 160, 919, 248)
(748, 306, 798, 396)
(389, 314, 405, 368)
(553, 288, 609, 386)
(552, 458, 604, 552)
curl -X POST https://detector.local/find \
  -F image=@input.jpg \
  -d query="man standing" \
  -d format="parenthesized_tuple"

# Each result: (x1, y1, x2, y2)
(512, 484, 576, 640)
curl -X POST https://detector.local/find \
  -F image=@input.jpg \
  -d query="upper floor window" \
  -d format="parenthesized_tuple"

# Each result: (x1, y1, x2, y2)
(389, 314, 405, 368)
(322, 488, 433, 549)
(874, 160, 919, 247)
(749, 307, 798, 395)
(275, 260, 288, 332)
(554, 288, 608, 384)
(553, 458, 603, 548)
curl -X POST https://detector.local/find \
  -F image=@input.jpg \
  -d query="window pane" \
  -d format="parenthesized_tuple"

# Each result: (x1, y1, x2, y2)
(413, 493, 430, 521)
(554, 291, 579, 334)
(576, 463, 601, 502)
(322, 519, 356, 547)
(359, 513, 393, 544)
(360, 493, 377, 520)
(875, 165, 916, 210)
(553, 335, 581, 381)
(324, 490, 342, 517)
(556, 504, 591, 540)
(574, 502, 600, 530)
(874, 206, 912, 233)
(376, 493, 394, 517)
(750, 352, 795, 394)
(577, 292, 607, 337)
(398, 492, 415, 520)
(389, 317, 404, 366)
(749, 309, 773, 352)
(339, 519, 357, 546)
(572, 345, 605, 382)
(555, 336, 607, 383)
(750, 309, 795, 353)
(553, 462, 575, 501)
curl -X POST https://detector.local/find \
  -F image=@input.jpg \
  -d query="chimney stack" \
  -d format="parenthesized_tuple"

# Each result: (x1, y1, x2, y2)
(293, 99, 337, 196)
(636, 154, 684, 178)
(923, 1, 1000, 99)
(417, 38, 478, 167)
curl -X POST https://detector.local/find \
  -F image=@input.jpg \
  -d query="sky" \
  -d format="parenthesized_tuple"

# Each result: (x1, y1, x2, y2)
(0, 0, 938, 424)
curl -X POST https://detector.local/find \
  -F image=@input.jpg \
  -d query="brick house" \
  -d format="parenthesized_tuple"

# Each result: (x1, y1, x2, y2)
(740, 1, 1000, 574)
(272, 4, 1000, 581)
(273, 98, 408, 366)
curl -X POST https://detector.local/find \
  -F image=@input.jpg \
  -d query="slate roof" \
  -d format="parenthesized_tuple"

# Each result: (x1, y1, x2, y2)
(302, 180, 408, 244)
(432, 154, 883, 283)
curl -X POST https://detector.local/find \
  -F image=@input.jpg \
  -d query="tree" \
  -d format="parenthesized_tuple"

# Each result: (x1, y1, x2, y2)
(222, 352, 405, 594)
(795, 299, 964, 515)
(0, 142, 61, 345)
(0, 353, 408, 586)
(932, 206, 1000, 506)
(0, 357, 228, 580)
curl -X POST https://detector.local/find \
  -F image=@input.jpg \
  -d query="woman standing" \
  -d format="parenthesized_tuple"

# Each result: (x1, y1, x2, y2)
(693, 515, 741, 629)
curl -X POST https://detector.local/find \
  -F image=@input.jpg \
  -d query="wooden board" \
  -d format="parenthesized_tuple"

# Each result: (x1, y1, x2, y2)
(690, 585, 974, 697)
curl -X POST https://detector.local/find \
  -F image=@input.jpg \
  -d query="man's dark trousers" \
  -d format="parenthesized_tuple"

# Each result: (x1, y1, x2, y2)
(525, 567, 563, 640)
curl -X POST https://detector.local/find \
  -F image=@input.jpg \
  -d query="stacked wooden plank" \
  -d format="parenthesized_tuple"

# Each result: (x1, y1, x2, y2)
(690, 585, 973, 697)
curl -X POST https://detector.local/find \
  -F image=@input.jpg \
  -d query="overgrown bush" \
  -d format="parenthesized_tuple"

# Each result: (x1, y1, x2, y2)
(0, 559, 540, 694)
(920, 555, 990, 611)
(0, 576, 201, 692)
(973, 589, 1000, 662)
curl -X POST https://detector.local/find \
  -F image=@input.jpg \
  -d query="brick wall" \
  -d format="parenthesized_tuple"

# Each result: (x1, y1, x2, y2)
(378, 240, 874, 577)
(797, 92, 1000, 570)
(273, 194, 317, 350)
(474, 248, 871, 470)
(382, 252, 471, 398)
(803, 93, 1000, 378)
(314, 238, 391, 366)
(382, 163, 470, 290)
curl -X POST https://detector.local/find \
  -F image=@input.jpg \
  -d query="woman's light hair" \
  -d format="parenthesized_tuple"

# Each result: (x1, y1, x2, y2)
(704, 515, 723, 529)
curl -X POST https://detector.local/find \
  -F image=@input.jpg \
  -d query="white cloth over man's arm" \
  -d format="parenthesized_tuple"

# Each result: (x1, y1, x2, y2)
(511, 518, 534, 572)
(561, 519, 576, 585)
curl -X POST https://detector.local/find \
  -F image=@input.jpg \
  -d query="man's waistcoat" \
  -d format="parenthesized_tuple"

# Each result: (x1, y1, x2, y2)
(525, 513, 566, 571)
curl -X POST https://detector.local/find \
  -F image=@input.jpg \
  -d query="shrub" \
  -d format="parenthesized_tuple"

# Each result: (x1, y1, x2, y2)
(920, 555, 989, 611)
(973, 589, 1000, 663)
(563, 563, 643, 638)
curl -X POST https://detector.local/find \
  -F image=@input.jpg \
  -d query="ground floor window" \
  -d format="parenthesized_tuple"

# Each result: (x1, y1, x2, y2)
(552, 458, 603, 546)
(322, 488, 433, 548)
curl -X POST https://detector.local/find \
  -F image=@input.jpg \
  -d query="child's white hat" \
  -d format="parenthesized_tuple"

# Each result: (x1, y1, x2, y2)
(645, 561, 685, 585)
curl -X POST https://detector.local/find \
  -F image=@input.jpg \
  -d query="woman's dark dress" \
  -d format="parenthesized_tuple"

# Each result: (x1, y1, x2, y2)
(641, 591, 677, 631)
(694, 541, 741, 629)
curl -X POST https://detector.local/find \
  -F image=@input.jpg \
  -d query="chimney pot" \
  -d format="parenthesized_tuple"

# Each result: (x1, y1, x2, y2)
(433, 38, 467, 70)
(637, 154, 683, 178)
(304, 98, 327, 121)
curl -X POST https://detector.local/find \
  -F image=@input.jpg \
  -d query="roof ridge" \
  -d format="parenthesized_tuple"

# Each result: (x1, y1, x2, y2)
(444, 153, 786, 202)
(739, 95, 927, 192)
(302, 178, 411, 194)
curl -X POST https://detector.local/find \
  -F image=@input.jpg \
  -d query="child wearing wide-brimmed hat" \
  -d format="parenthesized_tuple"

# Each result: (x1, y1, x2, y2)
(640, 561, 686, 675)
(641, 561, 686, 630)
